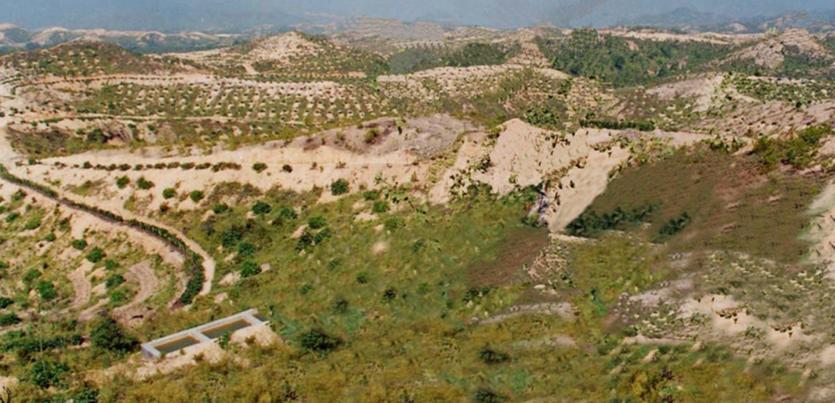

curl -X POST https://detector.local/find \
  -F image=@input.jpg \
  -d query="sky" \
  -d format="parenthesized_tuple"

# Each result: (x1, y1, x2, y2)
(0, 0, 833, 31)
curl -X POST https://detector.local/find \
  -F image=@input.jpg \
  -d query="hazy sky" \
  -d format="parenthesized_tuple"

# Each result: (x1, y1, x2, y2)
(0, 0, 833, 31)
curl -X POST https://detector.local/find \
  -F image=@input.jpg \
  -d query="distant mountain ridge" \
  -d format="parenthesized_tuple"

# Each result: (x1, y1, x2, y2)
(0, 25, 249, 54)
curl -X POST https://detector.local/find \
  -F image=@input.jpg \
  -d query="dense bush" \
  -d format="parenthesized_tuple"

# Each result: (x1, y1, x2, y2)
(115, 176, 130, 189)
(86, 247, 105, 263)
(654, 212, 691, 243)
(36, 281, 57, 301)
(372, 200, 389, 214)
(566, 204, 657, 238)
(105, 274, 126, 289)
(212, 203, 230, 214)
(539, 29, 730, 87)
(0, 297, 13, 309)
(27, 359, 68, 389)
(299, 329, 341, 353)
(581, 118, 655, 131)
(308, 216, 327, 230)
(252, 201, 272, 216)
(240, 260, 261, 278)
(0, 313, 21, 326)
(71, 239, 88, 250)
(162, 188, 177, 199)
(751, 124, 832, 170)
(189, 190, 205, 203)
(90, 317, 136, 353)
(137, 177, 154, 190)
(479, 347, 510, 364)
(330, 179, 350, 196)
(252, 163, 268, 173)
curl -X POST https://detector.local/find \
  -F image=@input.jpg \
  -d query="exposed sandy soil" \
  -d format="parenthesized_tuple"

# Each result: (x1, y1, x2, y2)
(430, 120, 709, 231)
(808, 181, 835, 277)
(247, 32, 323, 63)
(647, 74, 725, 112)
(729, 29, 832, 69)
(67, 260, 94, 310)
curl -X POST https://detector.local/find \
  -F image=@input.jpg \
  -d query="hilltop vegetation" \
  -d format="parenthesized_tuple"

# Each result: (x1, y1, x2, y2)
(537, 29, 732, 87)
(388, 42, 520, 74)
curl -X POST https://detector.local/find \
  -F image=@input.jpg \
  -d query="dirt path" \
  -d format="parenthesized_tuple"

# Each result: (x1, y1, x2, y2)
(113, 260, 160, 324)
(67, 261, 93, 310)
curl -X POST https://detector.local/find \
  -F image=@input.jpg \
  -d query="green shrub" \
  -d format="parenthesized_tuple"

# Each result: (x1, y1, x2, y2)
(162, 188, 177, 199)
(241, 260, 261, 278)
(110, 290, 127, 304)
(332, 297, 349, 314)
(0, 313, 21, 326)
(36, 281, 57, 301)
(22, 269, 40, 284)
(0, 261, 7, 271)
(189, 190, 205, 203)
(44, 232, 56, 242)
(0, 297, 13, 309)
(86, 247, 105, 263)
(566, 204, 657, 238)
(237, 242, 256, 257)
(299, 329, 341, 353)
(330, 179, 350, 196)
(654, 212, 691, 243)
(71, 239, 87, 250)
(252, 201, 272, 216)
(212, 203, 229, 214)
(751, 124, 832, 170)
(372, 200, 390, 214)
(252, 163, 268, 173)
(473, 387, 505, 403)
(12, 189, 26, 201)
(105, 274, 126, 289)
(278, 206, 297, 220)
(136, 177, 154, 190)
(104, 259, 119, 271)
(5, 212, 19, 223)
(27, 359, 68, 389)
(220, 227, 244, 248)
(384, 217, 404, 231)
(479, 347, 510, 364)
(115, 176, 130, 189)
(23, 216, 41, 230)
(308, 216, 327, 230)
(363, 190, 380, 201)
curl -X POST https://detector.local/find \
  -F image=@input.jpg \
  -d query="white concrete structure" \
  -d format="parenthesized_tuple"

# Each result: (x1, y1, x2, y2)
(141, 309, 267, 360)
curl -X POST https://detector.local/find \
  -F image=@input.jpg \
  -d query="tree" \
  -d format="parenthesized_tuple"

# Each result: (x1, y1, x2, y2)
(90, 316, 136, 353)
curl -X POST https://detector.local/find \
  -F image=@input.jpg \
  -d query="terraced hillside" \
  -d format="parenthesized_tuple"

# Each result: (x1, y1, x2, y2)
(0, 22, 833, 402)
